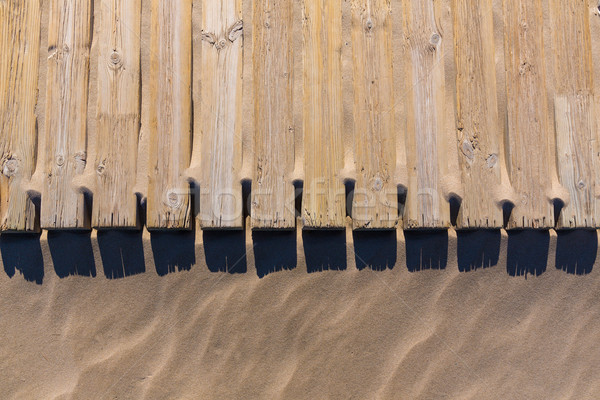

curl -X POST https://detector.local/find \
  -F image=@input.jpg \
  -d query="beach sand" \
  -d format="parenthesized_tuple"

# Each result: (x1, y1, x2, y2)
(1, 226, 599, 399)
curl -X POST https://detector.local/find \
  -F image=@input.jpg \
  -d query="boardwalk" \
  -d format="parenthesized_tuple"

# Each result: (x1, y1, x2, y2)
(1, 0, 599, 232)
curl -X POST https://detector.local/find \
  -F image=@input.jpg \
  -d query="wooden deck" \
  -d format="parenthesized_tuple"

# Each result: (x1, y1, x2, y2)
(1, 0, 599, 233)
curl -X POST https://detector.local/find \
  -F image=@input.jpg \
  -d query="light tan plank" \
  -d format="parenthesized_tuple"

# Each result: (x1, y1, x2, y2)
(502, 0, 554, 229)
(350, 0, 397, 229)
(198, 0, 244, 229)
(147, 0, 192, 230)
(0, 0, 41, 232)
(93, 0, 141, 229)
(42, 0, 92, 229)
(401, 0, 450, 229)
(251, 0, 295, 229)
(550, 0, 599, 228)
(452, 0, 502, 229)
(302, 0, 345, 229)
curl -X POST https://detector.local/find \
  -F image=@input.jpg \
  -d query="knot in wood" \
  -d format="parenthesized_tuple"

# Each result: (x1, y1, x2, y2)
(520, 19, 528, 30)
(74, 152, 86, 163)
(371, 176, 384, 192)
(96, 162, 106, 175)
(109, 50, 122, 69)
(578, 180, 586, 190)
(56, 154, 65, 167)
(201, 31, 216, 45)
(62, 44, 70, 53)
(486, 154, 498, 168)
(166, 190, 182, 209)
(519, 62, 533, 75)
(216, 38, 228, 50)
(430, 33, 440, 46)
(365, 19, 373, 31)
(228, 20, 243, 42)
(520, 194, 528, 205)
(461, 139, 475, 162)
(3, 159, 18, 177)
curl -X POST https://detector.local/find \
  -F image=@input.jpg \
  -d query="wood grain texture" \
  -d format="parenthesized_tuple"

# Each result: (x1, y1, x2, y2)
(147, 0, 192, 230)
(42, 0, 92, 229)
(93, 0, 141, 229)
(0, 0, 41, 232)
(502, 0, 554, 229)
(251, 0, 296, 229)
(302, 0, 345, 229)
(452, 0, 502, 229)
(198, 0, 244, 229)
(550, 0, 599, 228)
(401, 0, 450, 229)
(350, 0, 397, 229)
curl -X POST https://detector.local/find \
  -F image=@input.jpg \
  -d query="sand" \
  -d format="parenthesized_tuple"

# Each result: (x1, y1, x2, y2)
(1, 226, 600, 399)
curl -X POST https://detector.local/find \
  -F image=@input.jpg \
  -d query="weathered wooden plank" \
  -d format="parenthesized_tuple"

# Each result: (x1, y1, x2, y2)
(401, 0, 450, 229)
(350, 0, 397, 229)
(42, 0, 92, 229)
(0, 0, 41, 232)
(147, 0, 192, 230)
(93, 0, 141, 229)
(251, 0, 296, 229)
(302, 0, 345, 229)
(197, 0, 244, 229)
(452, 0, 503, 229)
(550, 0, 599, 228)
(502, 0, 554, 229)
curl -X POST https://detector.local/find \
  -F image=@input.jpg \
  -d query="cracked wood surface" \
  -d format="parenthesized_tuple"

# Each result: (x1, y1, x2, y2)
(502, 0, 554, 229)
(401, 0, 451, 229)
(1, 0, 598, 232)
(302, 0, 346, 229)
(147, 0, 192, 229)
(351, 0, 398, 230)
(251, 0, 296, 229)
(452, 0, 503, 229)
(0, 0, 41, 232)
(551, 0, 599, 229)
(198, 0, 244, 229)
(42, 0, 92, 229)
(93, 0, 141, 229)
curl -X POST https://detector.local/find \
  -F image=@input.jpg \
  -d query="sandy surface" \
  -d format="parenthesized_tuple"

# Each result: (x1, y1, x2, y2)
(1, 226, 600, 399)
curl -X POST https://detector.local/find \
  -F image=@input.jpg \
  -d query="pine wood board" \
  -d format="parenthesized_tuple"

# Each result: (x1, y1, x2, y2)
(251, 0, 296, 229)
(41, 0, 93, 229)
(93, 0, 141, 229)
(350, 0, 398, 230)
(401, 0, 451, 229)
(550, 0, 599, 229)
(452, 0, 503, 229)
(0, 0, 41, 232)
(301, 0, 346, 229)
(502, 0, 554, 229)
(197, 0, 244, 229)
(147, 0, 192, 230)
